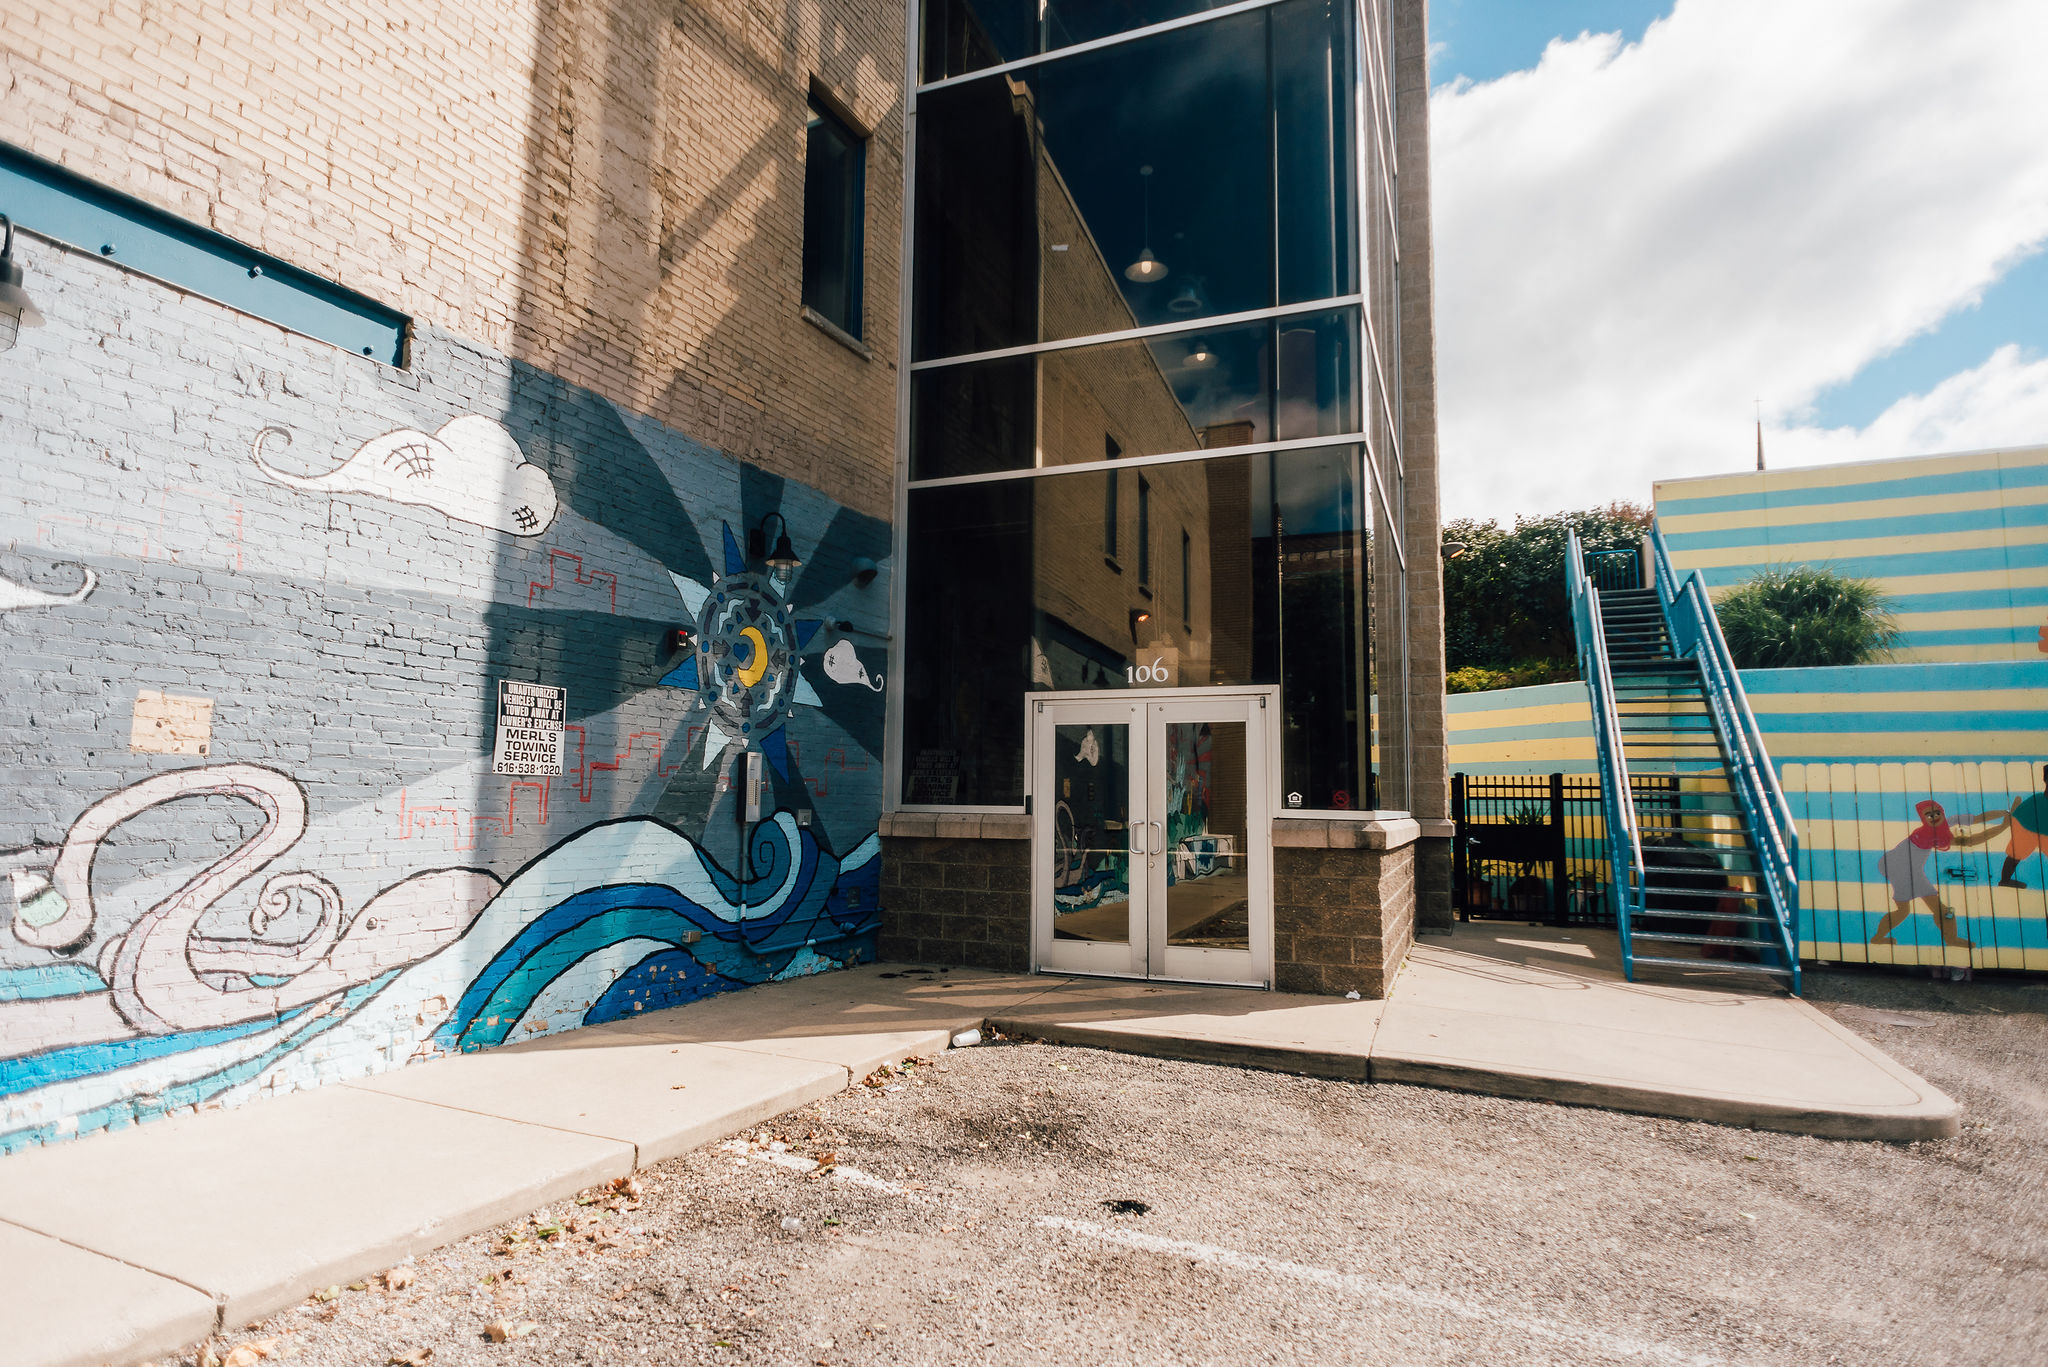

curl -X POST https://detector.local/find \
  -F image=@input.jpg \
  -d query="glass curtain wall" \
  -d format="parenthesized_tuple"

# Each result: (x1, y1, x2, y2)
(898, 0, 1397, 812)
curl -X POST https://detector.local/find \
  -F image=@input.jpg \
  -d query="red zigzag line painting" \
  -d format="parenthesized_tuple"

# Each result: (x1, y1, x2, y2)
(527, 548, 618, 612)
(565, 725, 688, 802)
(394, 780, 551, 851)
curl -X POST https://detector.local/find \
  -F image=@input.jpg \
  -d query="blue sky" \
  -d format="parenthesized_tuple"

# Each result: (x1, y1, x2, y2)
(1427, 0, 2048, 518)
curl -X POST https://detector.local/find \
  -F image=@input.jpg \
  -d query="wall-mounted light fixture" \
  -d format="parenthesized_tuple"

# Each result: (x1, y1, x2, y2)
(831, 619, 892, 641)
(849, 555, 878, 589)
(1129, 606, 1151, 640)
(747, 512, 802, 573)
(666, 624, 695, 658)
(0, 216, 48, 352)
(1442, 542, 1471, 561)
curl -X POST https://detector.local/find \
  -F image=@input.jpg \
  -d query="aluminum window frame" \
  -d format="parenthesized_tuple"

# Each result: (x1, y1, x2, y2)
(887, 0, 1405, 812)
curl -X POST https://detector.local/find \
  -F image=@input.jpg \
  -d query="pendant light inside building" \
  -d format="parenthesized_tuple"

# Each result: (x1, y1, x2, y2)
(1184, 339, 1218, 370)
(1123, 165, 1168, 284)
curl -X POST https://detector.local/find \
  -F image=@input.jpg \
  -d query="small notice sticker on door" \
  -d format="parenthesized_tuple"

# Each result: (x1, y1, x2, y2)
(492, 680, 566, 776)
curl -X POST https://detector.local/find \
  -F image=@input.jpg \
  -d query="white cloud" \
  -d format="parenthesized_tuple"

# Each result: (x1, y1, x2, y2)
(1430, 0, 2048, 523)
(1768, 345, 2048, 468)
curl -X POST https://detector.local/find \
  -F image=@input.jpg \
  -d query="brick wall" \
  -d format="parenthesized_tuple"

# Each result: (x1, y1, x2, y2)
(0, 0, 903, 518)
(0, 0, 902, 1151)
(877, 820, 1031, 971)
(1273, 819, 1420, 997)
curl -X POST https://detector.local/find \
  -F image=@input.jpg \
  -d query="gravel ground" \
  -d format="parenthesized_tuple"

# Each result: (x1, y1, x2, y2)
(177, 966, 2045, 1367)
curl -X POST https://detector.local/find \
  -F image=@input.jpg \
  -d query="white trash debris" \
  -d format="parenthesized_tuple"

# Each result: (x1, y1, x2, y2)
(781, 1217, 803, 1233)
(1344, 991, 1361, 1000)
(950, 1028, 983, 1049)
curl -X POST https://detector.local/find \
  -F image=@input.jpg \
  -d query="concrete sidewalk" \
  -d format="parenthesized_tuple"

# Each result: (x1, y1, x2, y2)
(0, 937, 1956, 1367)
(991, 925, 1959, 1140)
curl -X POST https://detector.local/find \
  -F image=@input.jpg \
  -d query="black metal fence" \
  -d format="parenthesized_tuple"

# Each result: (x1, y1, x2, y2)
(1452, 772, 1680, 926)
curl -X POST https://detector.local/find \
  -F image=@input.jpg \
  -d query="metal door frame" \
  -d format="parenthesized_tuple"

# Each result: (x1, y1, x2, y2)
(1028, 687, 1276, 986)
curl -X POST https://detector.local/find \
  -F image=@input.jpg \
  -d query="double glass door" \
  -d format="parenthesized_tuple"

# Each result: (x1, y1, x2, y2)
(1031, 692, 1271, 985)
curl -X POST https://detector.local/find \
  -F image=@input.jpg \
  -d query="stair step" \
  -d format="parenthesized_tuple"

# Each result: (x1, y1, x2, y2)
(1641, 886, 1766, 901)
(1632, 930, 1770, 947)
(1628, 954, 1793, 979)
(1635, 826, 1752, 837)
(1623, 907, 1775, 924)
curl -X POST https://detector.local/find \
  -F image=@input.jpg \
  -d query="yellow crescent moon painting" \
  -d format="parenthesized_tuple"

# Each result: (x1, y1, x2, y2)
(736, 625, 771, 688)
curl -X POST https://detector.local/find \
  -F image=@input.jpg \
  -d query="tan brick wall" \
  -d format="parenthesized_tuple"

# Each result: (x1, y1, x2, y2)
(0, 0, 903, 517)
(1273, 840, 1416, 998)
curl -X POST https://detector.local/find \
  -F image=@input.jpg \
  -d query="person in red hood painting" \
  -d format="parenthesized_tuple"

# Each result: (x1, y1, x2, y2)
(1869, 799, 2004, 949)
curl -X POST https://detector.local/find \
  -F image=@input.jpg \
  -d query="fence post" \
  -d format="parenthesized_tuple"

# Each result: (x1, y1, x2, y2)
(1451, 772, 1467, 920)
(1548, 771, 1567, 924)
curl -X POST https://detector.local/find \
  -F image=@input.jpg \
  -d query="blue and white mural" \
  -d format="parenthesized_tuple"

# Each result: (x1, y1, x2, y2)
(0, 240, 891, 1151)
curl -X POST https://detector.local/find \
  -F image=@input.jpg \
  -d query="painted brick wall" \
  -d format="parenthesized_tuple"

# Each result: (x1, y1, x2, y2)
(0, 111, 895, 1145)
(0, 0, 903, 518)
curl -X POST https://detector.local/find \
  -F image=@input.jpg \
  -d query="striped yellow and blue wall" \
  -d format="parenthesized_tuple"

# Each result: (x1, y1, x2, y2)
(1450, 662, 2048, 970)
(1653, 444, 2048, 664)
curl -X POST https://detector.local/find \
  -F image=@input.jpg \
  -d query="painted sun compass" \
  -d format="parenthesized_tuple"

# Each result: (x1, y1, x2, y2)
(660, 522, 831, 780)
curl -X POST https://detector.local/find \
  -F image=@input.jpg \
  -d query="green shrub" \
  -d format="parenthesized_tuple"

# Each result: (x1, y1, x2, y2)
(1716, 565, 1899, 669)
(1445, 658, 1577, 694)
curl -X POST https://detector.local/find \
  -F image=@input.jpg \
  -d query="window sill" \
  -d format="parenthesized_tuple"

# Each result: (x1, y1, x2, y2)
(802, 305, 871, 360)
(1271, 812, 1420, 852)
(1103, 556, 1122, 573)
(880, 811, 1031, 840)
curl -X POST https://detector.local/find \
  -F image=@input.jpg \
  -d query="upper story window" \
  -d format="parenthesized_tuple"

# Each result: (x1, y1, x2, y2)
(912, 0, 1356, 362)
(922, 0, 1243, 81)
(802, 95, 867, 341)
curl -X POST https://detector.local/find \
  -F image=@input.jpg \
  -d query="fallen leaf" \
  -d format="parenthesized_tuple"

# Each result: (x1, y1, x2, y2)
(482, 1319, 539, 1342)
(608, 1176, 643, 1200)
(198, 1347, 223, 1367)
(670, 1084, 687, 1090)
(389, 1351, 433, 1367)
(385, 1267, 416, 1291)
(221, 1340, 279, 1367)
(310, 1286, 341, 1304)
(347, 1282, 370, 1292)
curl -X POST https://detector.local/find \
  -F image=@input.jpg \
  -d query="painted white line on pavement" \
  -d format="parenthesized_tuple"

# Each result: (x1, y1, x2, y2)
(1033, 1216, 1724, 1367)
(716, 1140, 922, 1199)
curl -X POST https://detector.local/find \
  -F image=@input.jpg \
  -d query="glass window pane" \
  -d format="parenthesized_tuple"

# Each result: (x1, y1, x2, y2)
(922, 0, 1248, 84)
(911, 0, 1356, 362)
(1165, 720, 1249, 949)
(900, 448, 1370, 807)
(1032, 11, 1273, 339)
(911, 308, 1358, 480)
(1051, 722, 1133, 942)
(802, 101, 865, 337)
(1275, 0, 1358, 305)
(913, 76, 1040, 359)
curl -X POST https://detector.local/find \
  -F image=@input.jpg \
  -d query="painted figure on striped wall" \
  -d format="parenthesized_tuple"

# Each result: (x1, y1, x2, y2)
(1869, 799, 2007, 950)
(1994, 765, 2048, 890)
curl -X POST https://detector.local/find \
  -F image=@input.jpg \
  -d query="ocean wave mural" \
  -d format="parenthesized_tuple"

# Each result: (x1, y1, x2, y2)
(0, 302, 893, 1151)
(1, 793, 879, 1152)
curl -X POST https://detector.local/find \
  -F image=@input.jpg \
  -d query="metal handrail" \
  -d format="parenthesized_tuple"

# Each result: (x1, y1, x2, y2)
(1567, 528, 1645, 970)
(1647, 522, 1802, 990)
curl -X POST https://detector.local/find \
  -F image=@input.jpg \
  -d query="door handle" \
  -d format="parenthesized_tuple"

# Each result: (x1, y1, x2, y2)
(1149, 819, 1164, 858)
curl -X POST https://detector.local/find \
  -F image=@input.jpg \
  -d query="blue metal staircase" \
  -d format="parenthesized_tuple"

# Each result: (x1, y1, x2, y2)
(1567, 524, 1801, 991)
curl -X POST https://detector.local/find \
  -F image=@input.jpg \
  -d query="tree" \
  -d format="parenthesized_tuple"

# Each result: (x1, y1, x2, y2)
(1442, 503, 1650, 680)
(1715, 565, 1899, 669)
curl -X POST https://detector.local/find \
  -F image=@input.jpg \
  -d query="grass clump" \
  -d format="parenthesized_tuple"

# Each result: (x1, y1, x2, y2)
(1716, 565, 1898, 669)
